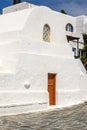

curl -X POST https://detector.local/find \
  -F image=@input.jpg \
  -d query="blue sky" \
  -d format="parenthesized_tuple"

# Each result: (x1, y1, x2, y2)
(0, 0, 87, 16)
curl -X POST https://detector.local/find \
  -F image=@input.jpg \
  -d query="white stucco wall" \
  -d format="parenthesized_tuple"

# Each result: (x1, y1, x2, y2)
(0, 38, 81, 111)
(0, 8, 34, 34)
(76, 15, 87, 34)
(80, 74, 87, 101)
(3, 2, 37, 14)
(23, 6, 76, 45)
(84, 16, 87, 33)
(0, 3, 86, 115)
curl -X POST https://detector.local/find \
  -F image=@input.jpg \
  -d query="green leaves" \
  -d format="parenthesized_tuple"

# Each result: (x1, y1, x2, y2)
(81, 33, 87, 64)
(82, 33, 87, 45)
(60, 10, 67, 14)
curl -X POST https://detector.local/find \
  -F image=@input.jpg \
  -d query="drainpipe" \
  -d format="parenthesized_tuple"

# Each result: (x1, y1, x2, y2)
(76, 39, 79, 58)
(13, 0, 21, 4)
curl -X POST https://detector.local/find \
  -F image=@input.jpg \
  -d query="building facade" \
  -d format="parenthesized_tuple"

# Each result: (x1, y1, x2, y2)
(0, 2, 87, 116)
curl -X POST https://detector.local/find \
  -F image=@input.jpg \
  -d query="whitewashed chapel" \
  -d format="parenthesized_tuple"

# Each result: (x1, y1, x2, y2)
(0, 1, 87, 115)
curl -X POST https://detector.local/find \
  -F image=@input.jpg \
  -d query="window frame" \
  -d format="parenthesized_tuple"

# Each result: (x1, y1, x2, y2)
(43, 24, 50, 42)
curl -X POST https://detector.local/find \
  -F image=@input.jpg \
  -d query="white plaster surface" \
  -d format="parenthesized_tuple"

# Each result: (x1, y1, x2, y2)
(3, 2, 37, 14)
(0, 2, 86, 115)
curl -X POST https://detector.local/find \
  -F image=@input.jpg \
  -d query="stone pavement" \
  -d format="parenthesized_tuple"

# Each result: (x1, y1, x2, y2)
(0, 103, 87, 130)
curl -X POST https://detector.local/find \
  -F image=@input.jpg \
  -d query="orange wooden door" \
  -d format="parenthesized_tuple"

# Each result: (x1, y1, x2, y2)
(48, 74, 56, 105)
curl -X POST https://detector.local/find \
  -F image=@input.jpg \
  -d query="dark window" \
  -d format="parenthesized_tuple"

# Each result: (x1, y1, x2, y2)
(66, 23, 73, 32)
(72, 47, 76, 57)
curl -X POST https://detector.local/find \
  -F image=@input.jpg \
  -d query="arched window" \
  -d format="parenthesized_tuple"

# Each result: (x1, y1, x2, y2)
(43, 24, 50, 42)
(66, 23, 73, 32)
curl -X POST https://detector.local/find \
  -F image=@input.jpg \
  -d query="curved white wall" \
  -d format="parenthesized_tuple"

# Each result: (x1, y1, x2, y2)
(0, 4, 86, 115)
(23, 6, 76, 45)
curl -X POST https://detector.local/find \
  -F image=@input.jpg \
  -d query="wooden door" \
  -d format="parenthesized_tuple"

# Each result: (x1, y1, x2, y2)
(48, 73, 56, 105)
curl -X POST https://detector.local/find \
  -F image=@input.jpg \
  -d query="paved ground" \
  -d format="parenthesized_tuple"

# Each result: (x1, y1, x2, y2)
(0, 103, 87, 130)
